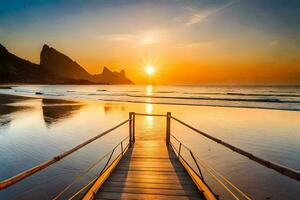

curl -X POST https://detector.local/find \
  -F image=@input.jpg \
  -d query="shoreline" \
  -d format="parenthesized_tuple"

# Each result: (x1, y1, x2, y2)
(0, 91, 299, 113)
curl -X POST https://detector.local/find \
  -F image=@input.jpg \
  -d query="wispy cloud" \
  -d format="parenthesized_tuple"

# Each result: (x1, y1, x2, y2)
(186, 9, 216, 26)
(270, 39, 280, 47)
(101, 30, 167, 46)
(103, 34, 139, 42)
(185, 1, 235, 26)
(177, 42, 212, 49)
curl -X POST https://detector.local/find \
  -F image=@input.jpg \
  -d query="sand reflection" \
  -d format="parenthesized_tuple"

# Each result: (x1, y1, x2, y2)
(41, 99, 84, 127)
(104, 104, 125, 114)
(0, 95, 33, 128)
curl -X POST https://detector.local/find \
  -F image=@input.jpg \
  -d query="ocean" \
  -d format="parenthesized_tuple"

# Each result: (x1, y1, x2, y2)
(1, 85, 300, 111)
(0, 85, 299, 199)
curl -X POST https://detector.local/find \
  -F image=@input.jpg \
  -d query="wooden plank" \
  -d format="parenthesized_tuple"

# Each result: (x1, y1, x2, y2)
(99, 186, 200, 197)
(119, 160, 182, 165)
(122, 156, 175, 159)
(103, 181, 197, 190)
(116, 167, 182, 171)
(121, 159, 174, 163)
(118, 162, 183, 167)
(115, 167, 186, 172)
(118, 162, 182, 167)
(110, 170, 189, 176)
(95, 191, 200, 200)
(109, 173, 191, 180)
(108, 177, 195, 185)
(110, 175, 194, 184)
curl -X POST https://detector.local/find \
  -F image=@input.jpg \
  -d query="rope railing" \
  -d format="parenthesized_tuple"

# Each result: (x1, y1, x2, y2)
(52, 136, 130, 200)
(0, 118, 131, 190)
(170, 115, 300, 182)
(68, 137, 130, 200)
(169, 134, 252, 200)
(170, 135, 204, 179)
(194, 154, 252, 200)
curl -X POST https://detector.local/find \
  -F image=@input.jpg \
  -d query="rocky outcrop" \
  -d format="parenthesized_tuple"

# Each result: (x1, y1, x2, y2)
(40, 44, 133, 84)
(0, 44, 64, 83)
(40, 44, 92, 81)
(93, 67, 132, 84)
(0, 43, 133, 84)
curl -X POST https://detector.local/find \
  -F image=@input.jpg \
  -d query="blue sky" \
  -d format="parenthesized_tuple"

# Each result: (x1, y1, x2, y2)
(0, 0, 299, 84)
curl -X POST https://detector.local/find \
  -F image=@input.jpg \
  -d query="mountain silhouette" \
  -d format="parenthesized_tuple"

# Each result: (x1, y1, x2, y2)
(0, 43, 133, 84)
(40, 44, 133, 84)
(0, 44, 64, 83)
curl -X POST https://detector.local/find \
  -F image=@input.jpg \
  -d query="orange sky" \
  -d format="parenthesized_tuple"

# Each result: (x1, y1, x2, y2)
(1, 1, 300, 84)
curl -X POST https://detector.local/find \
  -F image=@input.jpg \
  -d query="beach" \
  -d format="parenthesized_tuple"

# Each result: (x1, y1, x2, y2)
(0, 85, 299, 199)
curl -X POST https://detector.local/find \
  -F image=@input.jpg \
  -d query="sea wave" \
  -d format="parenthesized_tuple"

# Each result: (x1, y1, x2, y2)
(183, 92, 300, 98)
(125, 94, 300, 104)
(97, 98, 300, 111)
(10, 89, 300, 104)
(1, 85, 300, 111)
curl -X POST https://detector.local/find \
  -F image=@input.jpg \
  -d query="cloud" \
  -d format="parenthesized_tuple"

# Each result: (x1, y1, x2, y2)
(101, 30, 167, 46)
(186, 10, 216, 26)
(185, 1, 235, 26)
(270, 39, 280, 47)
(177, 42, 212, 49)
(103, 34, 139, 42)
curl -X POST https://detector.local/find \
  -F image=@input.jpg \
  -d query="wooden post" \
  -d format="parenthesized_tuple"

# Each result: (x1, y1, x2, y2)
(129, 112, 133, 148)
(132, 112, 135, 143)
(166, 112, 171, 145)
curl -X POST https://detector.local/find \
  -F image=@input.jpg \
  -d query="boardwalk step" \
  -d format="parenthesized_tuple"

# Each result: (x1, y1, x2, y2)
(94, 141, 204, 199)
(103, 181, 198, 190)
(99, 186, 200, 196)
(95, 191, 200, 200)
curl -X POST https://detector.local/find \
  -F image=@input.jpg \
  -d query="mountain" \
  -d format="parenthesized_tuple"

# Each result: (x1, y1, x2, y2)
(40, 44, 133, 84)
(94, 67, 133, 84)
(40, 44, 92, 81)
(0, 43, 133, 84)
(0, 44, 64, 83)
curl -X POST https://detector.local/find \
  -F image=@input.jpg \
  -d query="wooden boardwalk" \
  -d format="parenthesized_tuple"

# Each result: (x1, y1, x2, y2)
(94, 140, 205, 200)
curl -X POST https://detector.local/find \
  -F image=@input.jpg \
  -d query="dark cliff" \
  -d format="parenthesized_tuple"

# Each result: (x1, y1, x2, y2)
(40, 44, 133, 84)
(0, 44, 63, 83)
(0, 43, 133, 84)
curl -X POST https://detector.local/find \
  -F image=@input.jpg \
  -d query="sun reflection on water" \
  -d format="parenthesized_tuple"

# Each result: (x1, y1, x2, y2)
(145, 103, 153, 127)
(146, 103, 153, 114)
(146, 85, 153, 96)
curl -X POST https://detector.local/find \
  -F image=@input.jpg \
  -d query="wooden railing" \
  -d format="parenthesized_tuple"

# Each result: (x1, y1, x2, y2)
(168, 114, 300, 182)
(71, 136, 130, 200)
(0, 118, 132, 190)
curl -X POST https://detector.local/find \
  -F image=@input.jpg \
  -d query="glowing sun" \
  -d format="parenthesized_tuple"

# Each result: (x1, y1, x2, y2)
(146, 65, 155, 76)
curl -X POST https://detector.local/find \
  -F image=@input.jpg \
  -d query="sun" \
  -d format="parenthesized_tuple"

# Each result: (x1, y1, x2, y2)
(146, 65, 155, 76)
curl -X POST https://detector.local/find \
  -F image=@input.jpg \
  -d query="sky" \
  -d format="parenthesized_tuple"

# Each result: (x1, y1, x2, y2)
(0, 0, 300, 84)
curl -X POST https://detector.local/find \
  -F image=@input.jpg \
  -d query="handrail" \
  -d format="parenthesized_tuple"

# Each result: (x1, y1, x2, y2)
(169, 135, 217, 200)
(68, 136, 130, 200)
(52, 136, 129, 200)
(194, 154, 252, 200)
(0, 119, 131, 190)
(169, 138, 203, 180)
(170, 115, 300, 182)
(170, 134, 252, 200)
